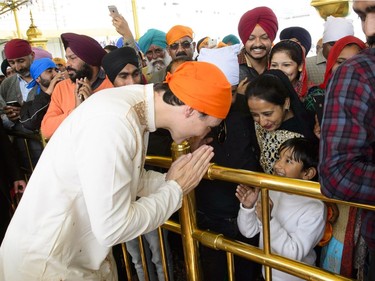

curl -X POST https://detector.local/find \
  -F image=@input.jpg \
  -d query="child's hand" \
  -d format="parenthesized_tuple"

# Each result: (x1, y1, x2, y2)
(235, 184, 260, 209)
(255, 198, 274, 223)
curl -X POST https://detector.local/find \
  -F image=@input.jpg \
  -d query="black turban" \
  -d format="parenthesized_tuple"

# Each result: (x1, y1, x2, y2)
(101, 47, 139, 84)
(280, 27, 312, 56)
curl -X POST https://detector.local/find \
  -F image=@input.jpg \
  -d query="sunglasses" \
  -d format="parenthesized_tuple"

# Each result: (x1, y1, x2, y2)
(217, 120, 227, 144)
(169, 41, 192, 51)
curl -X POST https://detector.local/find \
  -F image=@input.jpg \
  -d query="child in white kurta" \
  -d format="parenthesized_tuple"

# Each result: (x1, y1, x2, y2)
(236, 138, 326, 281)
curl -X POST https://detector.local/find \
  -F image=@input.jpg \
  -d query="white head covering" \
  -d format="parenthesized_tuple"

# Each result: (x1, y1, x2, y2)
(322, 16, 354, 43)
(198, 44, 240, 86)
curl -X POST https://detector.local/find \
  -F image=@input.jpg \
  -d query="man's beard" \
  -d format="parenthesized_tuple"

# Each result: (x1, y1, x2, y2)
(367, 35, 375, 48)
(39, 76, 52, 88)
(67, 63, 93, 83)
(146, 53, 172, 74)
(16, 68, 31, 78)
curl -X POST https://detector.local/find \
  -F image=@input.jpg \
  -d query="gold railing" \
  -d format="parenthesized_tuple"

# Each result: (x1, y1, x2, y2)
(142, 153, 374, 281)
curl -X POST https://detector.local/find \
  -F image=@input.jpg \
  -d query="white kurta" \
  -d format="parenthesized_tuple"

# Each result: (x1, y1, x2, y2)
(0, 84, 182, 280)
(238, 191, 326, 281)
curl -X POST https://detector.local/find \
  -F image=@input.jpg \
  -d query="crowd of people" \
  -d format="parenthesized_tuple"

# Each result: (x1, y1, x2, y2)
(0, 1, 374, 281)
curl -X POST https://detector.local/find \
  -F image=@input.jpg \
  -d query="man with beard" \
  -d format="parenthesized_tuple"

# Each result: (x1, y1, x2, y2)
(41, 33, 113, 139)
(138, 29, 172, 83)
(0, 39, 36, 129)
(166, 25, 196, 62)
(0, 39, 45, 172)
(19, 58, 65, 132)
(319, 1, 375, 280)
(237, 6, 278, 82)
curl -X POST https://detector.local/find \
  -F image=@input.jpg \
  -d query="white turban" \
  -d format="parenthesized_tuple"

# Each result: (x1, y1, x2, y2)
(198, 44, 240, 86)
(322, 16, 354, 43)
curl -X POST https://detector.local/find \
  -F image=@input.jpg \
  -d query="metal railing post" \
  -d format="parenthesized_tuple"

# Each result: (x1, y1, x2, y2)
(171, 141, 202, 281)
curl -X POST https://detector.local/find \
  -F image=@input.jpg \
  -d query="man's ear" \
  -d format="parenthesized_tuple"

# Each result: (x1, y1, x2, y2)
(184, 106, 195, 118)
(302, 167, 316, 180)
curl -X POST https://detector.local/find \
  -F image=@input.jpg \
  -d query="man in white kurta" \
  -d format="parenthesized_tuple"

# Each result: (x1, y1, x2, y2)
(0, 61, 232, 280)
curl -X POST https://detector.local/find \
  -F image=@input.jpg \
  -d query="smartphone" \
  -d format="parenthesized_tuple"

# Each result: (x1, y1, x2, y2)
(208, 38, 217, 48)
(312, 95, 325, 125)
(108, 5, 120, 17)
(6, 100, 21, 107)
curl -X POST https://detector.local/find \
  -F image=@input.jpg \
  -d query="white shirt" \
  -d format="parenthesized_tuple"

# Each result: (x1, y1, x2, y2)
(238, 190, 326, 281)
(0, 84, 182, 280)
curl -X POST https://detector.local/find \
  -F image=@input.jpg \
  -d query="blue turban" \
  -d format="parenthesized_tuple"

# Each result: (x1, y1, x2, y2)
(27, 58, 57, 94)
(138, 29, 167, 54)
(222, 34, 240, 45)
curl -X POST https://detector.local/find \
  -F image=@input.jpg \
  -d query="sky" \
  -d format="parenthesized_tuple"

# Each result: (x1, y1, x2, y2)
(0, 0, 366, 57)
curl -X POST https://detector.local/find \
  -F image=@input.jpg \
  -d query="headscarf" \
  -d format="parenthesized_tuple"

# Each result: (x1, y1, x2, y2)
(101, 47, 139, 84)
(166, 25, 194, 45)
(322, 16, 354, 43)
(4, 39, 32, 59)
(61, 33, 106, 66)
(238, 6, 278, 44)
(32, 47, 53, 60)
(320, 35, 366, 89)
(198, 44, 240, 86)
(269, 39, 309, 100)
(222, 34, 240, 45)
(138, 29, 167, 54)
(249, 69, 316, 141)
(165, 61, 231, 119)
(279, 26, 312, 56)
(27, 58, 57, 94)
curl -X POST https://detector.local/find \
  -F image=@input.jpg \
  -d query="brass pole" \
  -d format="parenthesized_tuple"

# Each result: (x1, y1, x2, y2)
(261, 188, 272, 280)
(11, 0, 22, 38)
(171, 141, 202, 281)
(131, 0, 140, 41)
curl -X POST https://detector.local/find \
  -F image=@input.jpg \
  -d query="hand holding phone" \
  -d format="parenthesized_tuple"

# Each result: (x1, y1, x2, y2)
(6, 100, 21, 107)
(108, 5, 120, 17)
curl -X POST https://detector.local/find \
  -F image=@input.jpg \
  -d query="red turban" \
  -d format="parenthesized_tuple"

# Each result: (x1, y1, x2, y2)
(238, 6, 278, 44)
(166, 25, 194, 45)
(61, 33, 106, 67)
(165, 61, 231, 119)
(4, 39, 32, 59)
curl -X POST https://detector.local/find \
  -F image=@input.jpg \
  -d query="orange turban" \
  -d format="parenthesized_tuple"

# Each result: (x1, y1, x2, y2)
(166, 25, 194, 45)
(165, 61, 231, 119)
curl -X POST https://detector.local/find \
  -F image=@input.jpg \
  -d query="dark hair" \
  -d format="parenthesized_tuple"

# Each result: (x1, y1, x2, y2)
(154, 83, 185, 106)
(104, 45, 118, 52)
(270, 39, 304, 67)
(279, 137, 319, 180)
(245, 71, 290, 106)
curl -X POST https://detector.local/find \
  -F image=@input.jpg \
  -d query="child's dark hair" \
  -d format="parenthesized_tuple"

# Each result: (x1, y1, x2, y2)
(278, 137, 319, 181)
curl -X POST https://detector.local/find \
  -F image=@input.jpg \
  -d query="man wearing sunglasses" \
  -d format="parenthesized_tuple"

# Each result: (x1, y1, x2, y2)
(166, 25, 196, 61)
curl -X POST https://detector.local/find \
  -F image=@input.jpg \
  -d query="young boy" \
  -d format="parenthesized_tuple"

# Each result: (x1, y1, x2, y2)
(236, 137, 326, 281)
